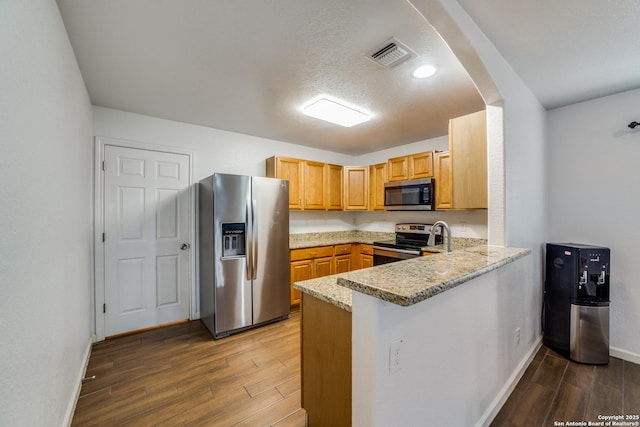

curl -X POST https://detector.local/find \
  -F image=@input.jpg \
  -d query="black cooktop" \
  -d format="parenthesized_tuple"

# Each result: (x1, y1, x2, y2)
(372, 239, 427, 251)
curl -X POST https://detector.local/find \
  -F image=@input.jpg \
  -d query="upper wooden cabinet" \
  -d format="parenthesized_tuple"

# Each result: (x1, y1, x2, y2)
(268, 149, 440, 211)
(369, 163, 387, 211)
(387, 151, 434, 182)
(334, 244, 352, 273)
(387, 156, 408, 182)
(343, 166, 369, 210)
(266, 156, 304, 210)
(409, 151, 434, 179)
(325, 164, 343, 211)
(303, 160, 326, 210)
(434, 151, 452, 210)
(437, 110, 487, 209)
(266, 156, 331, 211)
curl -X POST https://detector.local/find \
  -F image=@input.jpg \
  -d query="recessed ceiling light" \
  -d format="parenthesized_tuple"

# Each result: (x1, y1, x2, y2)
(301, 97, 370, 127)
(413, 64, 437, 79)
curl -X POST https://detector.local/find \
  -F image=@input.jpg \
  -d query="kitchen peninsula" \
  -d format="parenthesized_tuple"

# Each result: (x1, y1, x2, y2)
(293, 232, 532, 427)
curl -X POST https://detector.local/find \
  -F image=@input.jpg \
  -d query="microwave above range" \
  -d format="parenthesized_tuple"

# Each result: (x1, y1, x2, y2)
(384, 178, 434, 211)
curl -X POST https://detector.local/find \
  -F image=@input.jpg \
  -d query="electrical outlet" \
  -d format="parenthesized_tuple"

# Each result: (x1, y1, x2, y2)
(515, 328, 521, 346)
(389, 338, 403, 375)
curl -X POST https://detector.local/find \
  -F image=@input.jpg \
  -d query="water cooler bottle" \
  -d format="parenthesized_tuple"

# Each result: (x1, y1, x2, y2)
(543, 243, 610, 364)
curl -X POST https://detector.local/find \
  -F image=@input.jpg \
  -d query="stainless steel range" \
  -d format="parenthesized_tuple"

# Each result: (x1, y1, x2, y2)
(372, 223, 443, 265)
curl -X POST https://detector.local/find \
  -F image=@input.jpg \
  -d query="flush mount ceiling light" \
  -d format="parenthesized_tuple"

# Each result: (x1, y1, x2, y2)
(301, 97, 370, 127)
(413, 64, 437, 79)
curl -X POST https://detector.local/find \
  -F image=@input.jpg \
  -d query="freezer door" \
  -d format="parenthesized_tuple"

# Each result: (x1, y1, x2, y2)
(570, 304, 609, 364)
(251, 177, 290, 324)
(213, 174, 252, 336)
(198, 177, 216, 335)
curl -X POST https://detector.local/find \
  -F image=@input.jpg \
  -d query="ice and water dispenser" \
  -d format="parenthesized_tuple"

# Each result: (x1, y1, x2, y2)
(221, 223, 246, 257)
(544, 243, 610, 364)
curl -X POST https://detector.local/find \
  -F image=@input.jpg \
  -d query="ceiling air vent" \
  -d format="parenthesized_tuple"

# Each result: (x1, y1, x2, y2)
(367, 37, 414, 68)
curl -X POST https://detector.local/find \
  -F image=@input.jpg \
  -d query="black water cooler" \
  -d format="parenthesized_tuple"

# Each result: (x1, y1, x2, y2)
(543, 243, 610, 364)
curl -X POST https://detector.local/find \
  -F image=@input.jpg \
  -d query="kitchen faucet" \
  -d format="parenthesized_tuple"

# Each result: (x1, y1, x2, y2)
(428, 220, 452, 252)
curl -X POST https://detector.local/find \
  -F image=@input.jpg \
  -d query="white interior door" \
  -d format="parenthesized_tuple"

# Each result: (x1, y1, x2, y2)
(103, 145, 190, 336)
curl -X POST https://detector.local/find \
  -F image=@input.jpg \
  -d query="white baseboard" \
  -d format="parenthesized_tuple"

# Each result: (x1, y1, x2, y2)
(63, 335, 94, 427)
(476, 336, 543, 427)
(610, 346, 640, 365)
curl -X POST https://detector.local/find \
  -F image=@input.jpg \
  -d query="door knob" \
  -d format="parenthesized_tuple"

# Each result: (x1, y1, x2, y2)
(180, 243, 191, 250)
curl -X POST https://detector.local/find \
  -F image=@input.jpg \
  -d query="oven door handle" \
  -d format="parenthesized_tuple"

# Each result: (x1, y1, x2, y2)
(373, 246, 421, 256)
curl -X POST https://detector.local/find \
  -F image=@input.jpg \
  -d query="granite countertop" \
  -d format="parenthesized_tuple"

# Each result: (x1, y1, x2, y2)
(420, 237, 487, 253)
(293, 274, 354, 312)
(289, 230, 486, 251)
(294, 244, 530, 312)
(289, 230, 394, 248)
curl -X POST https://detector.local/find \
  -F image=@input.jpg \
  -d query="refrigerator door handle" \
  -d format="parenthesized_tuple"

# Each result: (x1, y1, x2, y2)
(252, 199, 258, 280)
(246, 200, 252, 280)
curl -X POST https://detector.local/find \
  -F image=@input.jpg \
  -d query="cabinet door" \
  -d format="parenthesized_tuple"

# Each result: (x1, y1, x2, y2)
(343, 166, 369, 210)
(314, 256, 333, 278)
(434, 151, 452, 210)
(359, 244, 373, 256)
(351, 244, 373, 270)
(325, 164, 343, 210)
(291, 259, 313, 306)
(409, 151, 434, 179)
(387, 156, 408, 182)
(334, 255, 351, 274)
(266, 156, 304, 210)
(304, 161, 326, 210)
(361, 254, 373, 269)
(369, 163, 387, 211)
(449, 110, 487, 209)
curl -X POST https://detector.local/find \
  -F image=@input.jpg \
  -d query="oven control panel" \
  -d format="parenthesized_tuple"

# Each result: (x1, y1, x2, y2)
(395, 223, 441, 235)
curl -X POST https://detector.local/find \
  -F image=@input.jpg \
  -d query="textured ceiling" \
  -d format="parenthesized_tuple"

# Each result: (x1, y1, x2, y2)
(56, 1, 640, 155)
(56, 0, 485, 155)
(457, 0, 640, 109)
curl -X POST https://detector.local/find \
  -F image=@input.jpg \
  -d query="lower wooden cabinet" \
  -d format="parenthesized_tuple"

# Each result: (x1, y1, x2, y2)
(290, 243, 374, 306)
(301, 293, 351, 426)
(334, 244, 352, 273)
(290, 246, 334, 306)
(352, 243, 373, 270)
(290, 261, 311, 306)
(361, 253, 373, 269)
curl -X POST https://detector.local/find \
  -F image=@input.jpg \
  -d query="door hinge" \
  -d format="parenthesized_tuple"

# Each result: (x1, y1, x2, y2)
(102, 233, 105, 242)
(102, 161, 105, 171)
(103, 304, 106, 313)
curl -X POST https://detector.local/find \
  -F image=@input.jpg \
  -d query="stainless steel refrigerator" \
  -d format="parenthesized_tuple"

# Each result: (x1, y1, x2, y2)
(198, 173, 290, 339)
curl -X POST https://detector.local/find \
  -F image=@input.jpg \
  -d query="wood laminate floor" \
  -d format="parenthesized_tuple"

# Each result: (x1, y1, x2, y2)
(491, 345, 640, 427)
(72, 310, 305, 427)
(73, 313, 640, 427)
